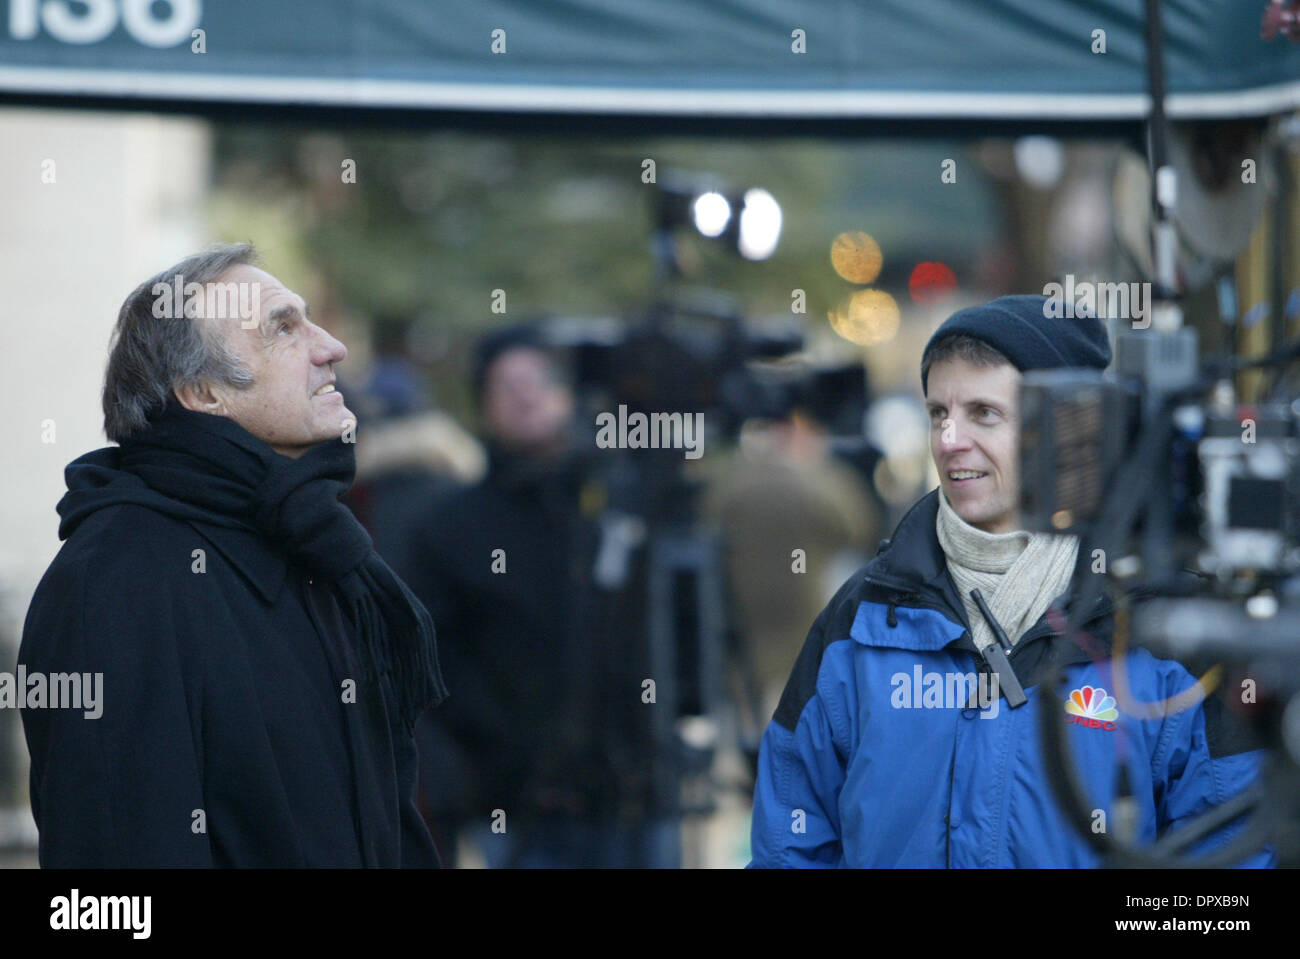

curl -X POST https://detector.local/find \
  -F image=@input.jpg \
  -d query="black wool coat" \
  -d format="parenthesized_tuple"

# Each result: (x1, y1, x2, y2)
(401, 448, 655, 824)
(20, 498, 441, 867)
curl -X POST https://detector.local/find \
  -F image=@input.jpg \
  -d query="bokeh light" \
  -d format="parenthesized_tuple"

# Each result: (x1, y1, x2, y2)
(692, 191, 731, 237)
(830, 231, 883, 284)
(829, 289, 900, 346)
(1013, 135, 1066, 188)
(738, 188, 782, 260)
(908, 261, 958, 304)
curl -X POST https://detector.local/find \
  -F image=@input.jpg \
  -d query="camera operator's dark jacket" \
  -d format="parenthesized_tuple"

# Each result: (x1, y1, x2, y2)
(20, 451, 440, 868)
(402, 445, 654, 829)
(750, 488, 1272, 867)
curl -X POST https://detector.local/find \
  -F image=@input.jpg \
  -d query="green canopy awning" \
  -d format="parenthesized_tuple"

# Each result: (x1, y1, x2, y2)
(1, 1, 1296, 121)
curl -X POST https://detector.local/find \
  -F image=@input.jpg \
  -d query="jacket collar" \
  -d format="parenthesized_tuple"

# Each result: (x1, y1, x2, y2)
(187, 519, 289, 605)
(864, 489, 969, 624)
(860, 488, 1113, 647)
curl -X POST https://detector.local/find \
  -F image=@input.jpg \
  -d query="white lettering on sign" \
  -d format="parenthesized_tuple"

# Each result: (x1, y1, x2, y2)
(10, 0, 201, 48)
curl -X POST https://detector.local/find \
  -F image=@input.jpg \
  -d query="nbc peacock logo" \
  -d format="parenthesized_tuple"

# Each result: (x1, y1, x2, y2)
(1065, 685, 1119, 731)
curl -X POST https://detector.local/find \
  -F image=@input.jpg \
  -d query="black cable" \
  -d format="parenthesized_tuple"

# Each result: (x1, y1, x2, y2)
(1037, 670, 1277, 868)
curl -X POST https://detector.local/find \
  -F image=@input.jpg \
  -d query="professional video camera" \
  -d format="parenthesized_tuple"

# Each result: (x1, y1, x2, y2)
(1020, 328, 1300, 592)
(1021, 329, 1300, 867)
(1018, 312, 1300, 861)
(541, 292, 872, 861)
(1018, 0, 1300, 868)
(554, 292, 867, 441)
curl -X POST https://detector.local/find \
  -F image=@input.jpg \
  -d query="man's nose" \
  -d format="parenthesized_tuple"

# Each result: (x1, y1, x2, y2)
(312, 324, 348, 365)
(938, 415, 972, 453)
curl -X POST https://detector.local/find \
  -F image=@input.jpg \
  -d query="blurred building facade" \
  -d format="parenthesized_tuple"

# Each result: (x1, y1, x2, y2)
(0, 107, 211, 862)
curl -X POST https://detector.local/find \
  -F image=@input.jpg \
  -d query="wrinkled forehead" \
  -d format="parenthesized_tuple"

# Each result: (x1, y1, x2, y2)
(191, 264, 304, 338)
(925, 356, 1020, 403)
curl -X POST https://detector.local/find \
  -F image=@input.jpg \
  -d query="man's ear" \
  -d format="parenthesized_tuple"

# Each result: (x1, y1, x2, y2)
(174, 380, 226, 416)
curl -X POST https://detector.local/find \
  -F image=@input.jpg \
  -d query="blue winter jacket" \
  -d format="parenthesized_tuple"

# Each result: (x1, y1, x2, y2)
(750, 489, 1272, 868)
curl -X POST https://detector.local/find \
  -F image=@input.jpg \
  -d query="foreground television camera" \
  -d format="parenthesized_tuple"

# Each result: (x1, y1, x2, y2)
(1020, 320, 1300, 866)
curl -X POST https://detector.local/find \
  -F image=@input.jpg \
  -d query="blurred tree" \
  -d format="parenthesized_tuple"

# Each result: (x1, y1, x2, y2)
(210, 125, 1002, 418)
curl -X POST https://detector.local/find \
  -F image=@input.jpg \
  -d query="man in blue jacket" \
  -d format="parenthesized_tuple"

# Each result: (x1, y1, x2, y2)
(749, 295, 1271, 867)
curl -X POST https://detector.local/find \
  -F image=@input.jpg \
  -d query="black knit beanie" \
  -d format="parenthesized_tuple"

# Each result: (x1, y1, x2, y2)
(920, 294, 1112, 394)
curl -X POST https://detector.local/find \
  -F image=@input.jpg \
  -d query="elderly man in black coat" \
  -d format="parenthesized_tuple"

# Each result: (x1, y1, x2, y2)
(19, 242, 447, 867)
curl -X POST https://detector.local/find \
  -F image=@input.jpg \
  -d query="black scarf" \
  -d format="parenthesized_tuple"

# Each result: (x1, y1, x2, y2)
(58, 400, 447, 731)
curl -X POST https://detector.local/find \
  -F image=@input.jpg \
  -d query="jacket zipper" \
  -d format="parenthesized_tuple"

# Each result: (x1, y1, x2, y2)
(868, 571, 1112, 866)
(867, 571, 1112, 665)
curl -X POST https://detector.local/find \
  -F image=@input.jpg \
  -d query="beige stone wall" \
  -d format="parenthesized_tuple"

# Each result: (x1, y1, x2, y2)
(0, 109, 209, 845)
(0, 108, 210, 633)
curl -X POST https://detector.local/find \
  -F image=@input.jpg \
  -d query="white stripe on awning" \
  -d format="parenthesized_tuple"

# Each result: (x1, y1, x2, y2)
(0, 66, 1297, 119)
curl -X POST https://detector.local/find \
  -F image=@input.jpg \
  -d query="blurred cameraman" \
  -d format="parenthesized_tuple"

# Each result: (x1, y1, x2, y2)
(403, 324, 665, 867)
(706, 409, 882, 722)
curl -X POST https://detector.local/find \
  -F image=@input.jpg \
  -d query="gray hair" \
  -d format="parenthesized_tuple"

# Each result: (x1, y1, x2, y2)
(920, 333, 1012, 394)
(102, 242, 259, 443)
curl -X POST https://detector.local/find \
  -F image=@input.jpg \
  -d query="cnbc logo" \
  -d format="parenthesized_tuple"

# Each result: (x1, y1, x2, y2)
(1065, 685, 1119, 731)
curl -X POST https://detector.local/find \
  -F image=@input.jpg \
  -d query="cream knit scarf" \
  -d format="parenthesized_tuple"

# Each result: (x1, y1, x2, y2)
(935, 490, 1078, 654)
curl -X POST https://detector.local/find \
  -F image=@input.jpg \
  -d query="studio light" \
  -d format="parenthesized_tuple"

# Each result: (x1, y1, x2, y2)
(653, 173, 783, 275)
(737, 188, 782, 261)
(692, 191, 731, 238)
